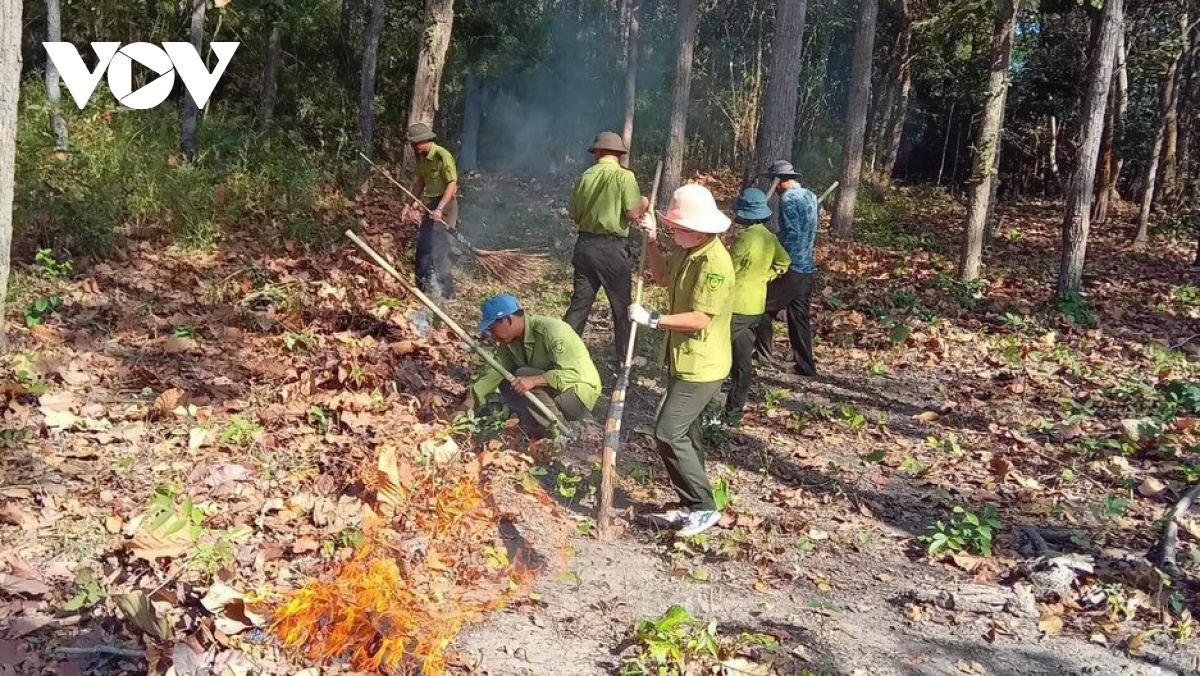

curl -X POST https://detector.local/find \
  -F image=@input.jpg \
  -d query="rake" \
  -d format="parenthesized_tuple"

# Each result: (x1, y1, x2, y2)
(358, 153, 549, 286)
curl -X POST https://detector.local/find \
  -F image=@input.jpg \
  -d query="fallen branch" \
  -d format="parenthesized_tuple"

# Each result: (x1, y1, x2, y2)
(1149, 482, 1200, 575)
(55, 646, 145, 659)
(906, 582, 1037, 619)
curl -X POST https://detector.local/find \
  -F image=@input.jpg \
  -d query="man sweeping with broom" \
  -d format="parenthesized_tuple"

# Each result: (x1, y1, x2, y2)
(564, 131, 650, 361)
(403, 122, 460, 301)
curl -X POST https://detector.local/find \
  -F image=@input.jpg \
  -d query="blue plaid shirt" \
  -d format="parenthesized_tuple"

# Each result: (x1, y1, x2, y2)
(778, 185, 819, 274)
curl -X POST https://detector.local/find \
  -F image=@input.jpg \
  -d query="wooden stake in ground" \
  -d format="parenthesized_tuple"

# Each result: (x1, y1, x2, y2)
(344, 230, 566, 432)
(358, 152, 548, 286)
(598, 161, 663, 540)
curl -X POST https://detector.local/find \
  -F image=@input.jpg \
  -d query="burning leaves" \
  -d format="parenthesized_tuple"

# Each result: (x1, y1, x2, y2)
(271, 448, 530, 675)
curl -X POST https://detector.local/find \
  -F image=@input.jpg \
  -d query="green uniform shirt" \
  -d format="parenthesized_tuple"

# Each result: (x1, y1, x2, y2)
(470, 315, 602, 409)
(664, 237, 736, 383)
(729, 223, 791, 315)
(568, 156, 642, 237)
(416, 143, 458, 198)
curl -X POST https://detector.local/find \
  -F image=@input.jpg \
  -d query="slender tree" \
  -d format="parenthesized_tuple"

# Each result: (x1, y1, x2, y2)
(259, 17, 283, 133)
(460, 65, 482, 171)
(959, 0, 1020, 281)
(180, 0, 207, 161)
(620, 0, 641, 168)
(1135, 14, 1185, 245)
(880, 0, 915, 181)
(1161, 11, 1190, 207)
(404, 0, 454, 175)
(754, 0, 809, 174)
(1058, 0, 1123, 298)
(45, 0, 68, 151)
(358, 0, 385, 159)
(831, 0, 880, 239)
(0, 0, 20, 349)
(660, 0, 700, 206)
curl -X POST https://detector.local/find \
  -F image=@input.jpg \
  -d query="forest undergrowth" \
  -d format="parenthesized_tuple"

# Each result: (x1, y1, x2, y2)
(1, 171, 1199, 675)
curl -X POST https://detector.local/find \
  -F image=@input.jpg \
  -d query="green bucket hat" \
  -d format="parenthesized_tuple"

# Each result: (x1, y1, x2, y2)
(407, 122, 437, 143)
(588, 131, 627, 155)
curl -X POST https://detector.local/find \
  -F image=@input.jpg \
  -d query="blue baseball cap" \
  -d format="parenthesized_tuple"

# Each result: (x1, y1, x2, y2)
(734, 188, 772, 222)
(477, 294, 521, 335)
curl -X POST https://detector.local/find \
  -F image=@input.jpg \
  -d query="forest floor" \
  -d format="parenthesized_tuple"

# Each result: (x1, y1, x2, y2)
(2, 170, 1200, 676)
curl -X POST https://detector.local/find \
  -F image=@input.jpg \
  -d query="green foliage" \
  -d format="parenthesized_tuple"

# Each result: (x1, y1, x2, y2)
(619, 606, 719, 676)
(1054, 292, 1097, 327)
(62, 569, 106, 612)
(220, 416, 263, 446)
(452, 406, 511, 439)
(712, 477, 730, 512)
(35, 249, 73, 278)
(919, 505, 1000, 556)
(935, 274, 986, 309)
(1162, 381, 1200, 417)
(15, 83, 348, 257)
(24, 296, 62, 327)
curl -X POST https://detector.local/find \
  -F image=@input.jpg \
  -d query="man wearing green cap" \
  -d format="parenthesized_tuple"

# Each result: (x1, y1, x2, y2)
(563, 131, 649, 360)
(405, 122, 460, 300)
(467, 294, 602, 433)
(725, 187, 790, 421)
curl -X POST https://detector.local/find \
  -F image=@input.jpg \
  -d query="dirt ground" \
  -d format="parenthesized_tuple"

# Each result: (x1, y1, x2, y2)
(450, 175, 1200, 675)
(2, 170, 1199, 676)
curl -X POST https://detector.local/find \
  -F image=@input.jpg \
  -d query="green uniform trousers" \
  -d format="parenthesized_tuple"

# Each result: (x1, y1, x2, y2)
(654, 377, 722, 511)
(500, 367, 591, 432)
(725, 313, 763, 416)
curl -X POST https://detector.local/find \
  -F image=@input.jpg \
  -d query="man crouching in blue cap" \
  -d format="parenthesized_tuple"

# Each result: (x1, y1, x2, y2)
(464, 294, 602, 434)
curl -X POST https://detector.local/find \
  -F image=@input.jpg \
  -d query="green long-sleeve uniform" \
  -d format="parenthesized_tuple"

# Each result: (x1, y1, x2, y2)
(729, 223, 790, 315)
(470, 315, 602, 409)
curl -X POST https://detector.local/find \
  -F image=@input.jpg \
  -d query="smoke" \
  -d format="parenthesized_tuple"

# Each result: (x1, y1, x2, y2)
(466, 1, 674, 177)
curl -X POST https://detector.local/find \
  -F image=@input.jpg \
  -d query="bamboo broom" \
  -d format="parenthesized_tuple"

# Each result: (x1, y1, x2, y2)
(358, 153, 549, 286)
(597, 161, 663, 540)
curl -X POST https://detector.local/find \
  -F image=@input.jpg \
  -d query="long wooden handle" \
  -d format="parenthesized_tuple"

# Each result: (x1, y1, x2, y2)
(344, 230, 565, 431)
(597, 160, 663, 540)
(357, 152, 484, 251)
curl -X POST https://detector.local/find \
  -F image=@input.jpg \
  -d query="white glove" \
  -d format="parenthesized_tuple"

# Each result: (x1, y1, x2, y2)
(638, 212, 657, 241)
(628, 303, 660, 329)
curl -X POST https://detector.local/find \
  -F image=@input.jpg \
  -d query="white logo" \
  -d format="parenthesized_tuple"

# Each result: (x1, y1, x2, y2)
(43, 42, 239, 110)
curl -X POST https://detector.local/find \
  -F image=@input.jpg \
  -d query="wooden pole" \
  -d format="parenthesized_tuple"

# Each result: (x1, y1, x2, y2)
(344, 230, 566, 431)
(597, 161, 663, 540)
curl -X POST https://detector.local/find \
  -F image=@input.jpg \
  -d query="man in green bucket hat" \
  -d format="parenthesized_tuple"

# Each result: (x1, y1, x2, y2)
(563, 131, 650, 361)
(404, 121, 460, 300)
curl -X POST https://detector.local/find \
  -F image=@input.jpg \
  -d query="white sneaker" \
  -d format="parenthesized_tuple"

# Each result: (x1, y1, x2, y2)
(644, 509, 690, 528)
(676, 510, 722, 537)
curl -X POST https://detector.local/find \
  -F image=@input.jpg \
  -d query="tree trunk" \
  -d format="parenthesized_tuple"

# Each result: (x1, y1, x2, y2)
(620, 0, 640, 167)
(1092, 84, 1116, 223)
(358, 0, 385, 159)
(958, 0, 1019, 281)
(660, 0, 700, 207)
(45, 0, 68, 151)
(1101, 26, 1129, 218)
(1135, 25, 1184, 245)
(1057, 0, 1122, 299)
(0, 0, 21, 349)
(403, 0, 455, 177)
(258, 21, 282, 134)
(831, 0, 880, 239)
(180, 0, 206, 162)
(460, 64, 482, 171)
(1161, 11, 1189, 207)
(881, 1, 914, 182)
(339, 0, 356, 70)
(755, 0, 809, 176)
